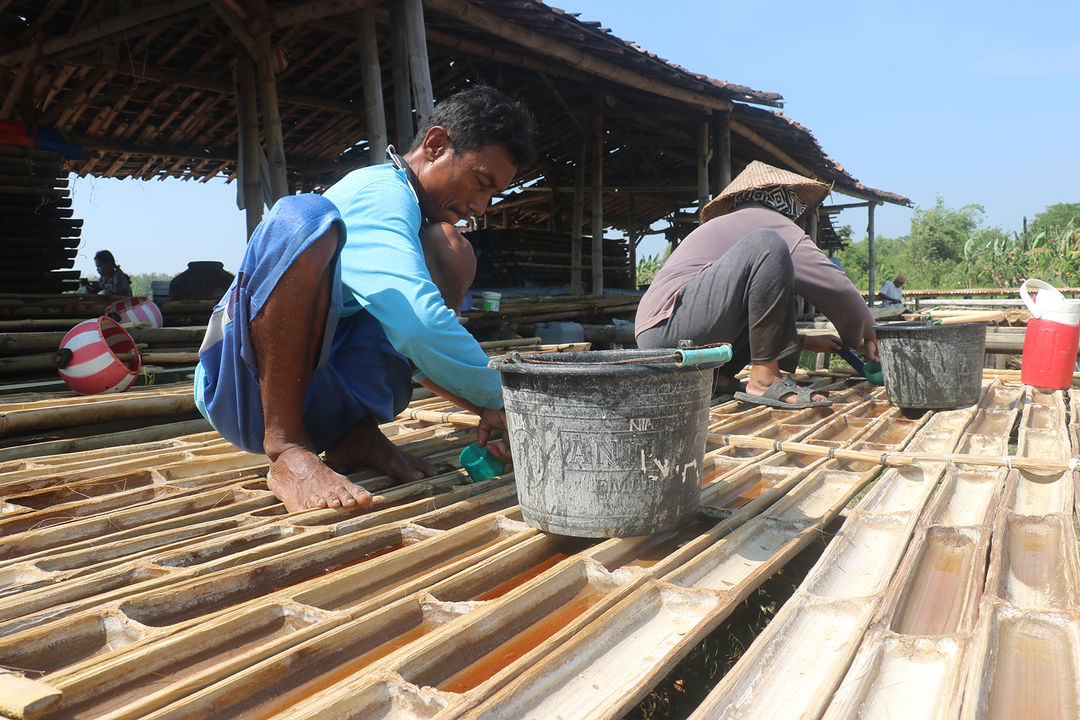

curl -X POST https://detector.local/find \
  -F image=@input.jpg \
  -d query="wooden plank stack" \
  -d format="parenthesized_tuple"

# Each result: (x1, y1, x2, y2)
(465, 228, 633, 291)
(0, 147, 81, 294)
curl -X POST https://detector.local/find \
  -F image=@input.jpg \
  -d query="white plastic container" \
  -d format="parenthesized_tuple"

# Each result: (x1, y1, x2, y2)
(481, 291, 501, 312)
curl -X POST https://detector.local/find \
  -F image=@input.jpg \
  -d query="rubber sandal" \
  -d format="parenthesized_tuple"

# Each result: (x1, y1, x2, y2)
(733, 376, 831, 409)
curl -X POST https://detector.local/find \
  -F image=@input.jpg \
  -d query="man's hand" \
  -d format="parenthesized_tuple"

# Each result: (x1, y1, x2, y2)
(477, 407, 513, 464)
(801, 334, 842, 354)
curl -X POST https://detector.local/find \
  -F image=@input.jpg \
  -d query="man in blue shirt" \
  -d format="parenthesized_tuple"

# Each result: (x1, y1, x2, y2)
(195, 86, 535, 512)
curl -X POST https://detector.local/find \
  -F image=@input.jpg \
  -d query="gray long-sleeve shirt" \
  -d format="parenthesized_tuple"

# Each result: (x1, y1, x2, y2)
(635, 204, 875, 348)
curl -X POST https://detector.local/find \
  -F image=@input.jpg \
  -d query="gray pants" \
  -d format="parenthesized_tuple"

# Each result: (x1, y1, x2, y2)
(637, 230, 801, 380)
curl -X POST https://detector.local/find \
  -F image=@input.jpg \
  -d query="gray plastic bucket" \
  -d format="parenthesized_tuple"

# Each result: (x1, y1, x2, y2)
(495, 349, 714, 538)
(874, 322, 987, 409)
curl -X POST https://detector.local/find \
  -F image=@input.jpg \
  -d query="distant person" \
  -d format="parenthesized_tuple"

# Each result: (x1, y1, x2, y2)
(635, 161, 878, 409)
(878, 274, 906, 306)
(94, 250, 132, 296)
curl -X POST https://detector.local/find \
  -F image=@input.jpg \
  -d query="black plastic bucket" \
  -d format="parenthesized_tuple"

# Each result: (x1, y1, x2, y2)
(494, 349, 716, 537)
(874, 322, 986, 409)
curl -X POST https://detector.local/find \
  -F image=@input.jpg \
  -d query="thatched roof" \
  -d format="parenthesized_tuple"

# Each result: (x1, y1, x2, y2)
(1, 0, 909, 235)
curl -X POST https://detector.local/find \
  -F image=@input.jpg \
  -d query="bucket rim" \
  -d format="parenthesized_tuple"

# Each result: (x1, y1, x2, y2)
(872, 321, 989, 334)
(493, 348, 703, 376)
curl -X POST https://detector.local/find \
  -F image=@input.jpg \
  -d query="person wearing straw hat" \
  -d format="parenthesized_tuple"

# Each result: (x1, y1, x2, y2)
(194, 86, 534, 513)
(635, 161, 878, 408)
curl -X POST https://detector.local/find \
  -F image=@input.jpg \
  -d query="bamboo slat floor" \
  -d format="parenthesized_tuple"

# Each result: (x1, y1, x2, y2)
(0, 371, 1075, 720)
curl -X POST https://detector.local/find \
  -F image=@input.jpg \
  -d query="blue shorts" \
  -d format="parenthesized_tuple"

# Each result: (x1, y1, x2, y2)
(194, 194, 413, 455)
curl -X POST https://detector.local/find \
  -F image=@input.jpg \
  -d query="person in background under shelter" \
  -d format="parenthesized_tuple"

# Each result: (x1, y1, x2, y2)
(94, 250, 131, 296)
(194, 85, 535, 513)
(878, 273, 906, 306)
(635, 161, 878, 409)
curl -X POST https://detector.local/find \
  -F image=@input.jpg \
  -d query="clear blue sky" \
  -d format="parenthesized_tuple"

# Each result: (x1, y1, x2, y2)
(71, 0, 1080, 276)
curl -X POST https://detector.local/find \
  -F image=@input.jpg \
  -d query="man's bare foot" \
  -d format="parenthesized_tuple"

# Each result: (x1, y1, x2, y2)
(324, 417, 438, 483)
(266, 445, 372, 512)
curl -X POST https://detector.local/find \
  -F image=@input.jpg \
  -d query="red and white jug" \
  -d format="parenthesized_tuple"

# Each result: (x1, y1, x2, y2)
(1020, 279, 1080, 390)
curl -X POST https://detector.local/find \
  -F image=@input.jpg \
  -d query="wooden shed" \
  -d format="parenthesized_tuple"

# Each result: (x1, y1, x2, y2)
(1, 0, 908, 296)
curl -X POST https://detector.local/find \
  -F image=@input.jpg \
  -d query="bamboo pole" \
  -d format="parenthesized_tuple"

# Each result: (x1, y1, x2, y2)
(357, 7, 388, 163)
(389, 1, 413, 149)
(708, 432, 1078, 473)
(253, 11, 288, 202)
(570, 137, 585, 296)
(696, 120, 709, 211)
(235, 55, 263, 235)
(402, 0, 434, 131)
(867, 202, 877, 307)
(591, 97, 604, 295)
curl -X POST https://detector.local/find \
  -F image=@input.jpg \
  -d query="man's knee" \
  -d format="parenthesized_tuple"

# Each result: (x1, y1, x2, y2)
(739, 229, 793, 282)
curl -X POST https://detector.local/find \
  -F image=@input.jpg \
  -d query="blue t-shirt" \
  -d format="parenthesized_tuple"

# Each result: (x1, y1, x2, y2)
(322, 164, 503, 409)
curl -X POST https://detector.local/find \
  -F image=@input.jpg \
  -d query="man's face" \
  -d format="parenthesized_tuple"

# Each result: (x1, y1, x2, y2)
(417, 140, 518, 225)
(95, 260, 111, 276)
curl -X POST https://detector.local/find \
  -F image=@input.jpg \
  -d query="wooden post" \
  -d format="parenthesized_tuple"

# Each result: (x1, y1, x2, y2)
(697, 120, 710, 212)
(402, 0, 434, 132)
(250, 0, 287, 202)
(808, 208, 818, 244)
(628, 194, 637, 289)
(715, 109, 732, 193)
(236, 56, 263, 237)
(357, 7, 388, 163)
(591, 98, 604, 296)
(570, 137, 585, 296)
(390, 1, 413, 149)
(867, 202, 877, 307)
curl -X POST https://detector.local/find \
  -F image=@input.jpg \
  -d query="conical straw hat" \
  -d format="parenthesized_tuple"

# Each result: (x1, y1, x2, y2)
(700, 160, 831, 223)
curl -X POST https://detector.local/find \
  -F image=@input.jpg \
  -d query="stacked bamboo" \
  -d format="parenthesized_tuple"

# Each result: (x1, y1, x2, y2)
(0, 147, 80, 294)
(462, 294, 640, 332)
(465, 228, 633, 291)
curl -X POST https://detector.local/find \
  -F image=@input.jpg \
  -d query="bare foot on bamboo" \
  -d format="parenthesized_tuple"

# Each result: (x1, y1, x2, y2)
(324, 417, 438, 483)
(266, 446, 372, 512)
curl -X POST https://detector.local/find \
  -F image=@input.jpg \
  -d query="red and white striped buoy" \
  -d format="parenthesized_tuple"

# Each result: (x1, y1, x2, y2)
(105, 296, 163, 328)
(56, 316, 141, 395)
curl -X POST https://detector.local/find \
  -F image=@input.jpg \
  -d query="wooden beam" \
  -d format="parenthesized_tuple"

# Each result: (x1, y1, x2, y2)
(390, 2, 413, 148)
(0, 39, 40, 119)
(591, 95, 604, 295)
(0, 0, 205, 66)
(61, 55, 357, 113)
(235, 58, 263, 237)
(571, 137, 585, 296)
(208, 0, 262, 65)
(403, 0, 434, 131)
(249, 0, 288, 202)
(729, 119, 813, 177)
(867, 202, 877, 308)
(715, 109, 731, 192)
(696, 120, 709, 211)
(536, 71, 584, 136)
(266, 0, 379, 31)
(357, 7, 388, 162)
(424, 0, 734, 113)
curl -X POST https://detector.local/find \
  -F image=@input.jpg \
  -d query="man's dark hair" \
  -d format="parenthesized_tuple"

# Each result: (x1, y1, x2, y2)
(413, 85, 536, 169)
(94, 250, 117, 266)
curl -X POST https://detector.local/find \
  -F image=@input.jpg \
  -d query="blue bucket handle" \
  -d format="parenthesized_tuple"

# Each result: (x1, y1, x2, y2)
(675, 345, 732, 368)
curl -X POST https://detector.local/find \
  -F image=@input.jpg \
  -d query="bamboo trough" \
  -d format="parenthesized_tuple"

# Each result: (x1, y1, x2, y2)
(0, 367, 1076, 719)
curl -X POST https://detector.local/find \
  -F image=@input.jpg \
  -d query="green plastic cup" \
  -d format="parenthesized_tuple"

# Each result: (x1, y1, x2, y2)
(458, 442, 505, 483)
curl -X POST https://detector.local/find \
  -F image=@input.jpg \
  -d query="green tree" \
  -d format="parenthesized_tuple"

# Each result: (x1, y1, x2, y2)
(1032, 202, 1080, 232)
(129, 272, 173, 297)
(901, 197, 984, 288)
